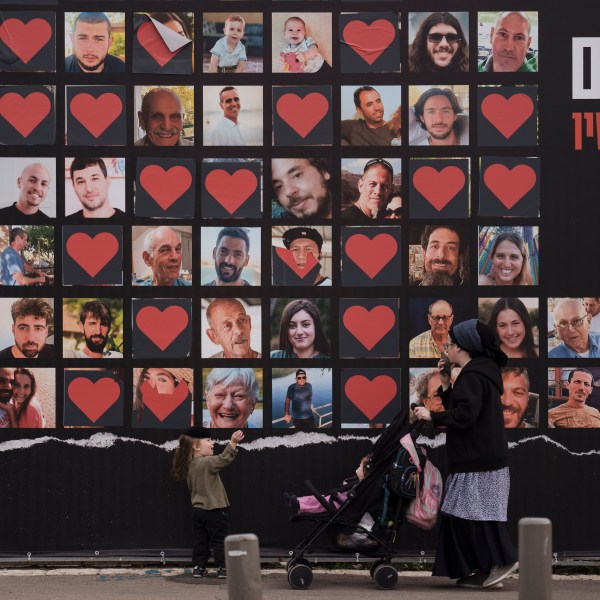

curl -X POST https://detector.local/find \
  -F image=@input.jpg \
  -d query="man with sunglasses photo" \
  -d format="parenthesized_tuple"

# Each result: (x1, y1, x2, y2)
(549, 299, 600, 358)
(209, 87, 247, 146)
(283, 369, 315, 431)
(409, 300, 454, 358)
(341, 158, 400, 221)
(408, 12, 469, 73)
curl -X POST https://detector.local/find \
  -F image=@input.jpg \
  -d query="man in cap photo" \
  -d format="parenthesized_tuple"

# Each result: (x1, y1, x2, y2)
(278, 227, 331, 286)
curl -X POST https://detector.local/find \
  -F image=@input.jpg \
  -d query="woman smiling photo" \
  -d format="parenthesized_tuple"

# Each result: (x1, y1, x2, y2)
(479, 231, 533, 286)
(487, 298, 538, 358)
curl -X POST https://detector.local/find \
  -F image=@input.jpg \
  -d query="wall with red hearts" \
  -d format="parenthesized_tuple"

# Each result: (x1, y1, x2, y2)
(2, 0, 600, 560)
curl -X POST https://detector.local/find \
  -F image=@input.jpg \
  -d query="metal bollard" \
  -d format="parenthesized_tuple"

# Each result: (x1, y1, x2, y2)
(225, 533, 263, 600)
(519, 517, 552, 600)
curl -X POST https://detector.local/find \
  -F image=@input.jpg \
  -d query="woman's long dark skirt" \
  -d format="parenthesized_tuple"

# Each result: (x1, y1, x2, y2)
(432, 514, 518, 579)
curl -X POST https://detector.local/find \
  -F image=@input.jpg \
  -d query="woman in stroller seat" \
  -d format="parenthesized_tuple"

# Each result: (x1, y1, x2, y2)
(283, 454, 377, 547)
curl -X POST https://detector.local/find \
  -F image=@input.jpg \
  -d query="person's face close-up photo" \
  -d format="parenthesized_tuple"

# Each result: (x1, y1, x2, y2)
(288, 310, 316, 355)
(206, 382, 254, 428)
(272, 159, 331, 218)
(491, 240, 524, 285)
(13, 316, 48, 358)
(490, 13, 531, 72)
(213, 236, 249, 283)
(12, 373, 33, 404)
(220, 89, 241, 120)
(141, 91, 184, 147)
(289, 238, 319, 270)
(555, 302, 590, 351)
(224, 20, 244, 45)
(427, 23, 460, 69)
(358, 165, 392, 215)
(420, 95, 457, 140)
(18, 164, 51, 210)
(357, 90, 385, 127)
(496, 309, 526, 354)
(80, 316, 109, 353)
(428, 304, 454, 336)
(207, 302, 252, 358)
(72, 20, 112, 72)
(145, 229, 183, 284)
(284, 19, 306, 45)
(567, 371, 593, 405)
(424, 228, 459, 276)
(72, 165, 110, 212)
(141, 368, 177, 394)
(501, 372, 530, 428)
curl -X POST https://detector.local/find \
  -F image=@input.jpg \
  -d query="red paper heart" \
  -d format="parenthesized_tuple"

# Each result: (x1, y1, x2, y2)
(483, 164, 537, 209)
(412, 166, 466, 211)
(139, 165, 192, 210)
(342, 19, 396, 65)
(68, 377, 121, 423)
(0, 18, 52, 64)
(481, 93, 534, 139)
(275, 246, 320, 279)
(136, 306, 189, 351)
(345, 233, 397, 279)
(345, 375, 397, 420)
(342, 305, 396, 350)
(139, 380, 189, 422)
(205, 169, 258, 215)
(137, 21, 181, 67)
(65, 232, 119, 278)
(275, 93, 329, 138)
(0, 92, 51, 137)
(69, 93, 122, 138)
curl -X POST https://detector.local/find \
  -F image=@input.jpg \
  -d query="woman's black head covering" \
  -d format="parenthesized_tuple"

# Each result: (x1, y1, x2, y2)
(450, 319, 508, 367)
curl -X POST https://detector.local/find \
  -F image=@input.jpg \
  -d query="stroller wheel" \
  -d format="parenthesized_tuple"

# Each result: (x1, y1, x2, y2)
(370, 559, 384, 578)
(286, 557, 310, 572)
(287, 563, 313, 590)
(373, 564, 398, 590)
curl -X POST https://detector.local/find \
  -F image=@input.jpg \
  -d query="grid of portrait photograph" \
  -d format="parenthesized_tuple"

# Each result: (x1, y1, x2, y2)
(0, 3, 595, 434)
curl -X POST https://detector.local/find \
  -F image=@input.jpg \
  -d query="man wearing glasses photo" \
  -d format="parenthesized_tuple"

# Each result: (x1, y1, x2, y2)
(409, 300, 454, 358)
(341, 158, 400, 221)
(283, 369, 314, 431)
(549, 299, 600, 358)
(209, 87, 247, 146)
(408, 12, 469, 73)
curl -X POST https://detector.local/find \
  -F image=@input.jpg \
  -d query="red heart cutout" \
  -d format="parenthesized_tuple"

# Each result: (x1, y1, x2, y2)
(276, 93, 329, 138)
(481, 93, 534, 139)
(139, 380, 189, 422)
(412, 166, 466, 211)
(137, 21, 181, 67)
(136, 306, 189, 351)
(0, 18, 52, 64)
(65, 232, 119, 278)
(345, 375, 397, 420)
(68, 377, 121, 423)
(483, 164, 537, 209)
(139, 165, 192, 211)
(342, 19, 396, 65)
(205, 169, 258, 215)
(0, 92, 51, 137)
(275, 246, 320, 279)
(342, 305, 396, 350)
(69, 93, 122, 138)
(345, 233, 397, 279)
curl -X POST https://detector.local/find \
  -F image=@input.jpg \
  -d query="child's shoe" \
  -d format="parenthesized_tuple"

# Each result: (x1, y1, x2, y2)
(283, 492, 299, 509)
(192, 566, 207, 578)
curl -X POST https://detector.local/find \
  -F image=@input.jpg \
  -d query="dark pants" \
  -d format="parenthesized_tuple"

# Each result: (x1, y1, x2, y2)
(293, 416, 315, 431)
(191, 507, 229, 569)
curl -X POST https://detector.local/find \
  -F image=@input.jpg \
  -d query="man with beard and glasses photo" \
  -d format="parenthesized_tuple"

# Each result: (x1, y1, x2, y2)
(63, 301, 123, 358)
(65, 12, 125, 73)
(271, 158, 332, 219)
(136, 88, 192, 147)
(0, 163, 52, 222)
(205, 298, 261, 359)
(0, 298, 55, 360)
(411, 224, 469, 286)
(204, 227, 252, 287)
(501, 368, 536, 428)
(411, 88, 468, 146)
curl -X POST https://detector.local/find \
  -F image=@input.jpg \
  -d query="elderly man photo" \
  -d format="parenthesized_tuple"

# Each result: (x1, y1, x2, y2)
(66, 157, 125, 220)
(63, 301, 123, 358)
(549, 369, 600, 428)
(412, 224, 468, 286)
(502, 368, 535, 428)
(209, 87, 247, 146)
(65, 12, 125, 73)
(409, 12, 469, 72)
(479, 11, 537, 73)
(0, 298, 55, 360)
(204, 227, 252, 287)
(584, 298, 600, 333)
(409, 300, 454, 358)
(341, 158, 398, 221)
(204, 368, 260, 429)
(0, 228, 47, 286)
(281, 227, 331, 286)
(341, 86, 399, 146)
(205, 298, 261, 359)
(0, 163, 52, 221)
(411, 87, 467, 146)
(137, 226, 191, 287)
(271, 158, 332, 219)
(549, 299, 600, 358)
(136, 88, 192, 147)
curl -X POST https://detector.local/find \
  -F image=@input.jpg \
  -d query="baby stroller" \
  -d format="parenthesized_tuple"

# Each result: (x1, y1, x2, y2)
(285, 409, 440, 590)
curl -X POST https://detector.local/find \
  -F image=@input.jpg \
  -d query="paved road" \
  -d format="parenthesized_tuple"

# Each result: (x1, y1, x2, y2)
(1, 568, 599, 599)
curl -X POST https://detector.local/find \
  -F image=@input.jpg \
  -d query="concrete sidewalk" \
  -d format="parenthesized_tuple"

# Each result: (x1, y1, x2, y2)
(1, 568, 599, 599)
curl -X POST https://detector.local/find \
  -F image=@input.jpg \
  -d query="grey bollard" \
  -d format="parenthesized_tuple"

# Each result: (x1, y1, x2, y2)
(519, 517, 552, 600)
(225, 533, 263, 600)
